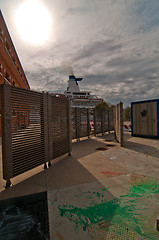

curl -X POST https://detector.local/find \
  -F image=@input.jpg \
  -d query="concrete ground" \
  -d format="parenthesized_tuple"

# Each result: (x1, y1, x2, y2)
(0, 132, 159, 239)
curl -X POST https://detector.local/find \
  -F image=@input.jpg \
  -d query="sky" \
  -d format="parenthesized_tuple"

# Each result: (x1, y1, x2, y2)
(1, 0, 159, 106)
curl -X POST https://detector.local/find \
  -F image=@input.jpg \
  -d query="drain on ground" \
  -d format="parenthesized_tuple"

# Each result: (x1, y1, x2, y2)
(96, 147, 107, 151)
(105, 144, 115, 147)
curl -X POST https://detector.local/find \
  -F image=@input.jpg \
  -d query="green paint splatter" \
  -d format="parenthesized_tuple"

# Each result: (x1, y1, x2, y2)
(122, 181, 159, 199)
(58, 181, 159, 239)
(102, 188, 109, 191)
(59, 198, 119, 231)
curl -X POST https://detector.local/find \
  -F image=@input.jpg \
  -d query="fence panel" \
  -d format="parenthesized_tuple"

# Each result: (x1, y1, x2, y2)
(76, 108, 81, 139)
(114, 102, 123, 146)
(71, 108, 76, 139)
(71, 108, 114, 139)
(103, 109, 108, 132)
(1, 84, 45, 180)
(71, 108, 91, 139)
(80, 108, 88, 137)
(1, 85, 72, 184)
(108, 110, 114, 131)
(71, 108, 81, 139)
(89, 109, 94, 134)
(94, 108, 102, 135)
(51, 95, 71, 159)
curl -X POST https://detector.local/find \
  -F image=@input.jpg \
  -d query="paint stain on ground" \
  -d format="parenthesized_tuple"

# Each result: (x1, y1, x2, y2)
(56, 232, 64, 240)
(101, 171, 121, 176)
(58, 181, 159, 239)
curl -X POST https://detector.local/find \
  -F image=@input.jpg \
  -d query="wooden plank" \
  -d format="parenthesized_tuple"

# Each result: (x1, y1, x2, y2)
(132, 104, 136, 134)
(140, 102, 148, 135)
(136, 104, 140, 135)
(152, 101, 157, 136)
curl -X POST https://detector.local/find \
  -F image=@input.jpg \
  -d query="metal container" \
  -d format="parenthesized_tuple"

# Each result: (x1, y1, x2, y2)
(131, 99, 159, 138)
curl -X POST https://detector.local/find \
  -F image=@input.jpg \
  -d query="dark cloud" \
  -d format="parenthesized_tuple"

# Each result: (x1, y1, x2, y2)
(74, 40, 122, 61)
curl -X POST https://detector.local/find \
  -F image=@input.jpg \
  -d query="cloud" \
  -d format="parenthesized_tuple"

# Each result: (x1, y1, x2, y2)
(74, 40, 122, 61)
(1, 0, 159, 106)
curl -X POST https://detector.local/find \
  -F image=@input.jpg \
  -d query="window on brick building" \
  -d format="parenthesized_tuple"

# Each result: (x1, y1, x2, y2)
(0, 64, 2, 75)
(0, 28, 3, 41)
(5, 41, 11, 56)
(5, 71, 11, 84)
(13, 57, 16, 66)
(17, 66, 20, 74)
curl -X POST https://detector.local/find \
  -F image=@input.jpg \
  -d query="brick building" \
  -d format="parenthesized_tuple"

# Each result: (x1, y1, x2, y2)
(0, 10, 30, 135)
(0, 10, 30, 89)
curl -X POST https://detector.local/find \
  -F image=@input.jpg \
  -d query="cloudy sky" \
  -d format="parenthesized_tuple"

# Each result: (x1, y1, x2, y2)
(1, 0, 159, 106)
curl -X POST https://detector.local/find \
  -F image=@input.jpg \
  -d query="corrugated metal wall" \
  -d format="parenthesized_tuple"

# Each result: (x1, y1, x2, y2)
(1, 84, 71, 181)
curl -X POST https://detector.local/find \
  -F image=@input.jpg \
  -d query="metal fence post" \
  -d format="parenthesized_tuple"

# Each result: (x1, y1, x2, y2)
(113, 102, 123, 146)
(1, 84, 13, 187)
(119, 101, 123, 146)
(113, 107, 116, 140)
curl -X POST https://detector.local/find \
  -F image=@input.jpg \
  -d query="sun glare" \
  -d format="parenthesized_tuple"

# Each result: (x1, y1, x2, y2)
(15, 0, 52, 45)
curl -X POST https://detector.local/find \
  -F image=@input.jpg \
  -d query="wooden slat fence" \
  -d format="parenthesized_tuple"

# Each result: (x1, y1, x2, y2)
(1, 84, 71, 186)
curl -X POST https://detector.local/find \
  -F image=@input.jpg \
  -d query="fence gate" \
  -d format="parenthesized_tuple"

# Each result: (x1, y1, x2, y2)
(1, 84, 72, 187)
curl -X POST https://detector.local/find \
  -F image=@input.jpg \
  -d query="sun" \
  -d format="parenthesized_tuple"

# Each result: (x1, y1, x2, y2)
(15, 0, 52, 45)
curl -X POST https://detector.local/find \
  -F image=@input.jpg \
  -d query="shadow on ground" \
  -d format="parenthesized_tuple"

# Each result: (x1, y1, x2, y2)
(0, 136, 117, 199)
(123, 140, 159, 157)
(0, 136, 120, 240)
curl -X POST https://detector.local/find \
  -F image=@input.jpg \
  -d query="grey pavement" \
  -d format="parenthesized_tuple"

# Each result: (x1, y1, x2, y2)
(0, 133, 159, 239)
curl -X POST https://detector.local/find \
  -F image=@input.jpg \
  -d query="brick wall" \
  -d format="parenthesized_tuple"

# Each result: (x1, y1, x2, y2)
(0, 10, 30, 136)
(0, 10, 30, 89)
